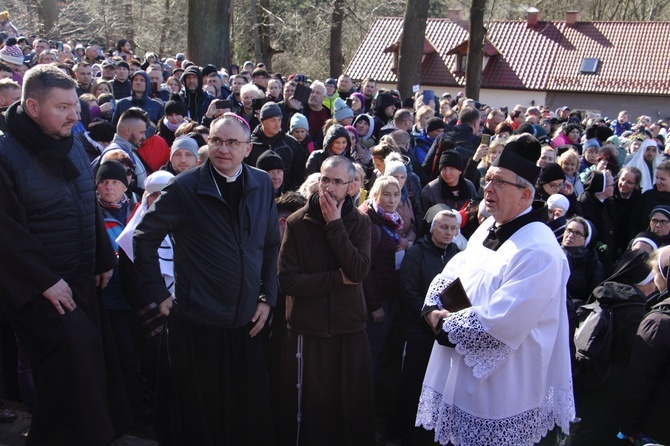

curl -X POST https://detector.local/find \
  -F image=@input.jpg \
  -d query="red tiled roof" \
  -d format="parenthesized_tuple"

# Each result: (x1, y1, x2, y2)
(346, 17, 670, 95)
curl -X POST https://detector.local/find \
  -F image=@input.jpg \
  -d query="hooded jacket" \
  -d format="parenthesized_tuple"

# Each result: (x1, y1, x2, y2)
(112, 70, 164, 125)
(279, 194, 371, 336)
(179, 66, 214, 124)
(304, 125, 354, 176)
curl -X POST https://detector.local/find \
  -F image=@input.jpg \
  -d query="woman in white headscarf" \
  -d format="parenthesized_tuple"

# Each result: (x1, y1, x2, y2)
(624, 139, 662, 193)
(117, 170, 174, 339)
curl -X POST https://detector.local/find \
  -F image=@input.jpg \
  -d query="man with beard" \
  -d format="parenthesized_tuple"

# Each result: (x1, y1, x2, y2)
(278, 156, 374, 445)
(105, 107, 150, 187)
(0, 64, 128, 445)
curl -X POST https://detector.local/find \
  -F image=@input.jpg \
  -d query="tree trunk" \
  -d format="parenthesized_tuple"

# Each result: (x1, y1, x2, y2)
(465, 0, 487, 101)
(124, 0, 134, 44)
(397, 0, 430, 100)
(34, 0, 59, 35)
(258, 0, 284, 72)
(187, 0, 232, 69)
(158, 0, 171, 56)
(250, 0, 264, 65)
(329, 0, 345, 78)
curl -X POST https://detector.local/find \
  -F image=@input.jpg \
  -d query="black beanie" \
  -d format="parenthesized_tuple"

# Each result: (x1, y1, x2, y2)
(537, 163, 565, 185)
(164, 94, 187, 117)
(88, 120, 116, 143)
(201, 64, 218, 78)
(595, 126, 614, 143)
(426, 117, 445, 134)
(516, 123, 536, 136)
(257, 150, 284, 172)
(260, 102, 282, 121)
(439, 150, 463, 171)
(96, 160, 129, 187)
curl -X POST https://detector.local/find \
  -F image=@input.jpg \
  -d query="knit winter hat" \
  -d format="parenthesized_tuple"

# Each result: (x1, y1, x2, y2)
(439, 150, 463, 171)
(547, 194, 570, 212)
(256, 150, 284, 172)
(426, 117, 445, 134)
(290, 113, 308, 132)
(96, 160, 129, 187)
(344, 125, 359, 145)
(385, 159, 406, 177)
(332, 98, 353, 122)
(350, 92, 366, 106)
(164, 94, 187, 117)
(201, 64, 218, 78)
(325, 78, 337, 86)
(88, 120, 116, 143)
(170, 136, 199, 159)
(260, 102, 282, 121)
(0, 37, 23, 65)
(538, 162, 565, 185)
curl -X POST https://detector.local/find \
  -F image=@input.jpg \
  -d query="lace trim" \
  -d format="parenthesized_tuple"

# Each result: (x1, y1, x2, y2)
(416, 385, 575, 446)
(443, 308, 512, 379)
(425, 275, 452, 308)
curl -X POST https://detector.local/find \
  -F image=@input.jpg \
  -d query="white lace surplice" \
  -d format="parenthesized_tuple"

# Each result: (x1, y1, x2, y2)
(417, 217, 575, 446)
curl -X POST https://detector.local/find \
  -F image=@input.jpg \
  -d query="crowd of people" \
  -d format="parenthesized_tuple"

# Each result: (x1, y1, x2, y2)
(1, 26, 670, 446)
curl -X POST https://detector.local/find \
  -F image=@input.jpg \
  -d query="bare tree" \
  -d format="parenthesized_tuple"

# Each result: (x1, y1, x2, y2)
(187, 0, 232, 68)
(397, 0, 430, 99)
(329, 0, 346, 77)
(29, 0, 59, 35)
(465, 0, 486, 100)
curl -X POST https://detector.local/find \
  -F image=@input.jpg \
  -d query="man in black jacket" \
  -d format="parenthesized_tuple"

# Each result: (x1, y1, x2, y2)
(249, 101, 307, 190)
(134, 113, 281, 444)
(0, 64, 128, 445)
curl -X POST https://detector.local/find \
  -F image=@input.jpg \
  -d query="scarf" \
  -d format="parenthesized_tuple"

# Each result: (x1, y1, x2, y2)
(371, 199, 403, 230)
(98, 193, 129, 210)
(5, 101, 80, 181)
(163, 116, 182, 132)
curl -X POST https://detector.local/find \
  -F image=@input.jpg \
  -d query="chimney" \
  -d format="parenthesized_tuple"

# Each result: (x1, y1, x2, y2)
(526, 7, 540, 28)
(566, 11, 579, 27)
(447, 9, 463, 22)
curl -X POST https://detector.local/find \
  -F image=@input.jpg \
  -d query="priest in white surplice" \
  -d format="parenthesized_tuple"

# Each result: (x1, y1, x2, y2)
(417, 135, 576, 446)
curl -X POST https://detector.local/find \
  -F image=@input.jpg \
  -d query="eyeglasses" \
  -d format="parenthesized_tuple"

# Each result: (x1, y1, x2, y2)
(565, 228, 585, 238)
(209, 137, 249, 150)
(546, 182, 565, 191)
(651, 218, 670, 226)
(319, 176, 351, 186)
(484, 176, 525, 189)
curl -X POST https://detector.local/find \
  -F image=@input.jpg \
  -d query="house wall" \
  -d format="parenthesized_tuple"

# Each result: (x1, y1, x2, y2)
(376, 84, 670, 123)
(479, 89, 547, 110)
(545, 92, 670, 122)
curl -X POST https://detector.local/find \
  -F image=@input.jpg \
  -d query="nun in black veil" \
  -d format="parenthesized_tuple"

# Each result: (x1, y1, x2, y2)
(572, 249, 656, 446)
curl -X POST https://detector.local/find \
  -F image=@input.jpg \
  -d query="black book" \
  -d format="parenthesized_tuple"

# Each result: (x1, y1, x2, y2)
(434, 278, 471, 347)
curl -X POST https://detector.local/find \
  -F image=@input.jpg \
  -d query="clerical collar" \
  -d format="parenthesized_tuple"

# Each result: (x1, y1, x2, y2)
(483, 203, 546, 251)
(211, 163, 243, 183)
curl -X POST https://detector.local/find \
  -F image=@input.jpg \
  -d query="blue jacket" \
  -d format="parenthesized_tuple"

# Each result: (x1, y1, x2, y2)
(112, 70, 164, 125)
